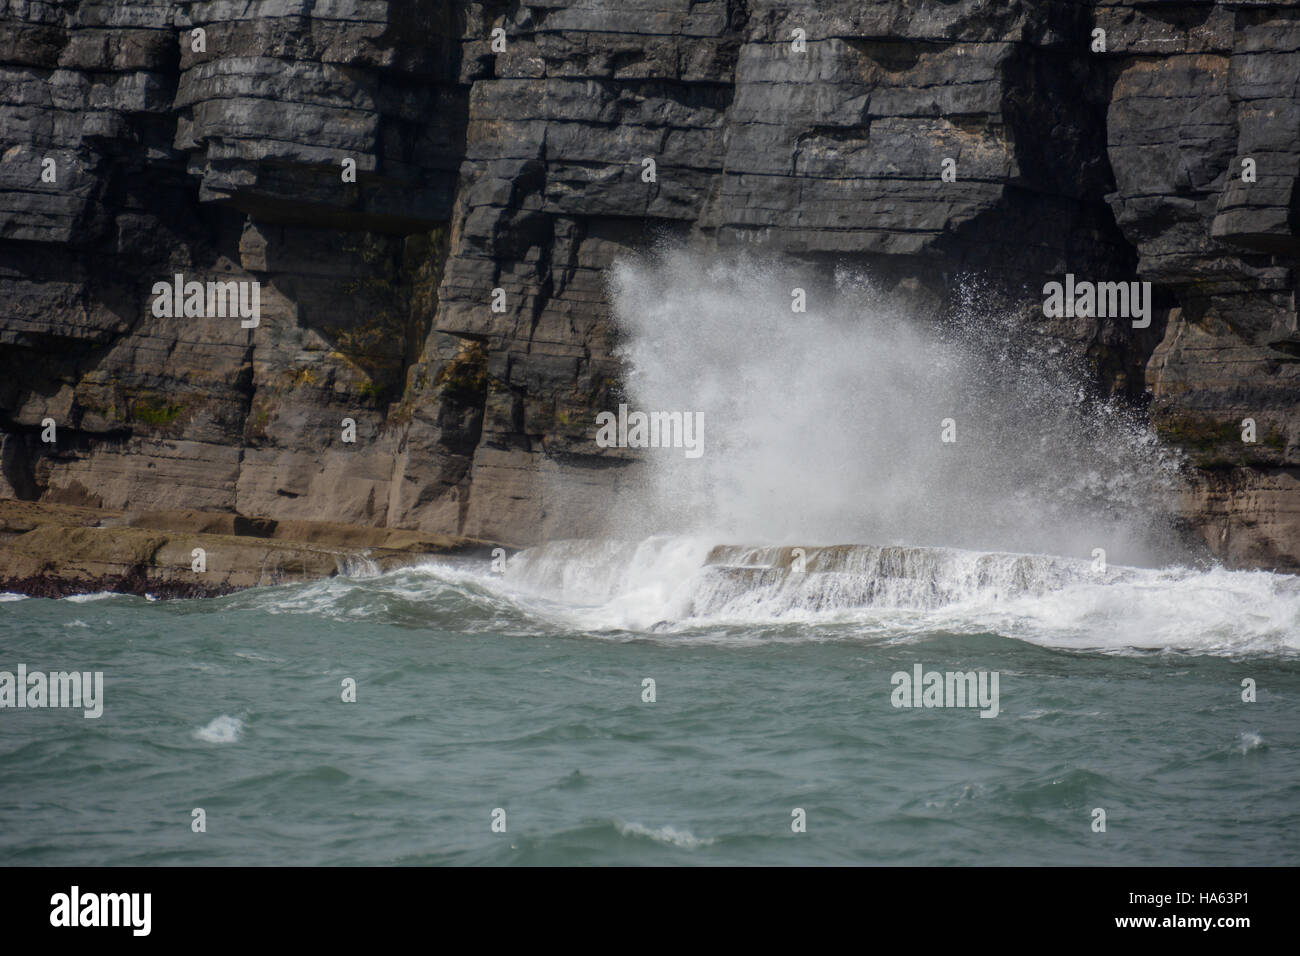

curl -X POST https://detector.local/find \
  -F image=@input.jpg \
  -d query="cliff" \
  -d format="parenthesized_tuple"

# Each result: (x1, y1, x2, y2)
(1, 0, 1297, 593)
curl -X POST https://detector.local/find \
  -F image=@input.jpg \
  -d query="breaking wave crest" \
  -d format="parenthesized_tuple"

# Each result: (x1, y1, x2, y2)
(228, 538, 1300, 657)
(500, 537, 1300, 654)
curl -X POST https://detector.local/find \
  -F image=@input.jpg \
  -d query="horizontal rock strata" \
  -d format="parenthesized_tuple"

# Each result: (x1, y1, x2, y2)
(0, 500, 501, 597)
(1, 0, 1297, 585)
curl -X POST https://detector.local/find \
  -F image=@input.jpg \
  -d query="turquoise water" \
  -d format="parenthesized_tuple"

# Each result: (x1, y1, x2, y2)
(1, 543, 1298, 866)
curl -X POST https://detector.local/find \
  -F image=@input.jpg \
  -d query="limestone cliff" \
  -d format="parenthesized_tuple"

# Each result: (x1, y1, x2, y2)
(1, 0, 1297, 585)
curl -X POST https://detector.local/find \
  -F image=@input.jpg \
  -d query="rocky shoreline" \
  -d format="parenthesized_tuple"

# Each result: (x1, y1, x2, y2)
(0, 501, 506, 599)
(2, 1, 1298, 578)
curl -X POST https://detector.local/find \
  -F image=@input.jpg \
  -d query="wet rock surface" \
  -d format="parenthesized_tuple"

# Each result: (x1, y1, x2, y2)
(0, 500, 500, 597)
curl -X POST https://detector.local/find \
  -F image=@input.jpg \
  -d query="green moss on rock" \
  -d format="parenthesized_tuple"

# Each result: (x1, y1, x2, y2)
(131, 395, 185, 427)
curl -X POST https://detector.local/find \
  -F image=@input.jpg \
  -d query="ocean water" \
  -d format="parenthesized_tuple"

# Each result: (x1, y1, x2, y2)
(2, 537, 1297, 866)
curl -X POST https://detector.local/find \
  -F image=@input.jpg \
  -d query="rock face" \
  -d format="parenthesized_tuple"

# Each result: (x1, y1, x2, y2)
(1, 0, 1297, 576)
(0, 500, 500, 597)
